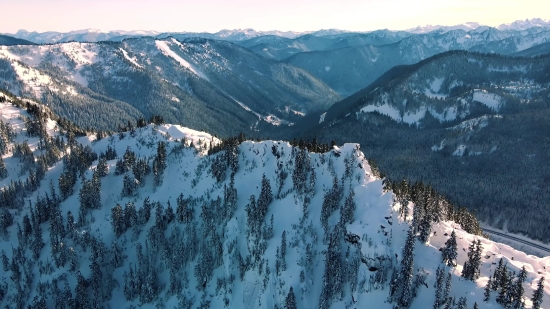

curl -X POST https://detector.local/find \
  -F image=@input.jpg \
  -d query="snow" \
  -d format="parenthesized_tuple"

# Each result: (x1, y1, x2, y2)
(1, 95, 549, 309)
(448, 115, 490, 132)
(119, 48, 143, 68)
(453, 144, 467, 156)
(473, 90, 503, 111)
(325, 66, 331, 72)
(319, 112, 327, 124)
(424, 78, 448, 99)
(402, 108, 427, 124)
(359, 103, 401, 122)
(155, 38, 209, 81)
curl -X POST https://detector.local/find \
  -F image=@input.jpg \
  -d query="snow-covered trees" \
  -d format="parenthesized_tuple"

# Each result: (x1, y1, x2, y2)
(461, 239, 483, 281)
(111, 204, 125, 237)
(153, 141, 167, 188)
(531, 277, 545, 309)
(484, 276, 492, 301)
(285, 287, 297, 309)
(389, 225, 417, 308)
(441, 230, 458, 267)
(433, 266, 445, 308)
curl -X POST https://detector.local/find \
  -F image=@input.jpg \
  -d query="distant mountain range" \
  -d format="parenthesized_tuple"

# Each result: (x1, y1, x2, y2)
(296, 50, 550, 242)
(5, 18, 550, 44)
(0, 38, 339, 134)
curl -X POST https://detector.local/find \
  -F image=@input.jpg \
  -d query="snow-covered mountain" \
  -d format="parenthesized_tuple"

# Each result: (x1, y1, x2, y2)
(405, 22, 486, 34)
(295, 50, 550, 246)
(0, 91, 548, 309)
(497, 18, 550, 31)
(283, 25, 550, 95)
(10, 29, 161, 44)
(0, 37, 339, 134)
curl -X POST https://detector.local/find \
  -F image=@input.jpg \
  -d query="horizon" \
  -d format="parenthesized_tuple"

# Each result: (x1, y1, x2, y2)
(3, 17, 550, 36)
(1, 0, 549, 34)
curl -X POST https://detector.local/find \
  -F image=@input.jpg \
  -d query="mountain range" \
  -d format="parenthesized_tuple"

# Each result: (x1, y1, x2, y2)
(297, 50, 550, 243)
(0, 92, 548, 308)
(0, 37, 338, 134)
(2, 19, 550, 243)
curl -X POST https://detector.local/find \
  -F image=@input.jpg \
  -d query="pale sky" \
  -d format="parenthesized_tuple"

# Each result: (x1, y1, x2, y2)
(1, 0, 549, 33)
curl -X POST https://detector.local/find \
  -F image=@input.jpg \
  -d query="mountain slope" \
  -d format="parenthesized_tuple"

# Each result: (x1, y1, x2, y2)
(0, 35, 36, 46)
(284, 27, 550, 95)
(0, 93, 548, 309)
(0, 38, 339, 135)
(299, 51, 550, 242)
(237, 30, 411, 61)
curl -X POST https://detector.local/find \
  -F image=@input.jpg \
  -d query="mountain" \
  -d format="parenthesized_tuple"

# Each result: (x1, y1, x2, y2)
(298, 51, 550, 243)
(0, 34, 36, 46)
(0, 37, 339, 135)
(405, 22, 486, 34)
(283, 26, 550, 95)
(10, 29, 161, 44)
(497, 18, 550, 31)
(513, 41, 550, 57)
(9, 29, 305, 44)
(470, 29, 550, 54)
(0, 91, 548, 309)
(236, 30, 412, 61)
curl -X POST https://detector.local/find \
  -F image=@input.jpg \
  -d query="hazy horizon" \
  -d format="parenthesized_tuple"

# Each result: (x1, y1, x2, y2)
(1, 0, 549, 34)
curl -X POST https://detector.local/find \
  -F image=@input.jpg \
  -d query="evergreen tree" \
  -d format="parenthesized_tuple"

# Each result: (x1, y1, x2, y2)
(492, 258, 505, 291)
(484, 276, 492, 301)
(497, 270, 511, 307)
(531, 277, 544, 309)
(397, 226, 416, 308)
(433, 266, 445, 308)
(285, 287, 297, 309)
(457, 297, 467, 309)
(0, 156, 7, 179)
(279, 230, 287, 272)
(121, 174, 137, 197)
(512, 266, 528, 309)
(111, 204, 125, 237)
(462, 240, 482, 281)
(441, 230, 458, 267)
(443, 272, 452, 305)
(473, 302, 479, 309)
(96, 157, 108, 177)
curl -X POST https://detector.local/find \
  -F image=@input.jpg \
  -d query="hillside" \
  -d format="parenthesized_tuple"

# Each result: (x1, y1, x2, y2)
(0, 35, 35, 46)
(300, 51, 550, 243)
(0, 38, 339, 136)
(284, 26, 550, 95)
(1, 92, 547, 308)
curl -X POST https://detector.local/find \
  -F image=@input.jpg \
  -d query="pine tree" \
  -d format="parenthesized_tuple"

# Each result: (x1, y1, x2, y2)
(433, 266, 445, 308)
(441, 230, 457, 267)
(462, 239, 482, 281)
(443, 272, 452, 305)
(96, 157, 108, 177)
(285, 287, 297, 309)
(484, 276, 492, 301)
(497, 270, 510, 307)
(473, 302, 479, 309)
(512, 266, 527, 309)
(457, 297, 467, 309)
(492, 258, 505, 290)
(398, 226, 416, 308)
(531, 277, 544, 309)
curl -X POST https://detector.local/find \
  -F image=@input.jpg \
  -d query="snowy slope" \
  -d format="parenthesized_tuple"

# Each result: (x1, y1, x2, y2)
(0, 95, 548, 308)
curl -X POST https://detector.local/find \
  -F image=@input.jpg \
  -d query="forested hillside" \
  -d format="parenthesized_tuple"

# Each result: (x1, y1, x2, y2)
(0, 92, 547, 308)
(303, 51, 550, 242)
(0, 38, 339, 136)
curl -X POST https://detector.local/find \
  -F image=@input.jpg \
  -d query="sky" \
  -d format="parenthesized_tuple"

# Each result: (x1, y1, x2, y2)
(1, 0, 549, 33)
